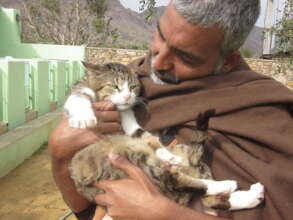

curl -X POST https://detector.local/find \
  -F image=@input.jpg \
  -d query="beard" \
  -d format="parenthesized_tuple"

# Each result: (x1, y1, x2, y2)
(150, 56, 180, 85)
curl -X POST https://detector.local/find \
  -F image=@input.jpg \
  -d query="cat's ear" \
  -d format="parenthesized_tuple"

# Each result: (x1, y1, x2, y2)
(81, 61, 107, 74)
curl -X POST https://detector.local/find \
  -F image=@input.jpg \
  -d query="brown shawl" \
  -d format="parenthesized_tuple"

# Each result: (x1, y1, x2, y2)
(129, 55, 293, 220)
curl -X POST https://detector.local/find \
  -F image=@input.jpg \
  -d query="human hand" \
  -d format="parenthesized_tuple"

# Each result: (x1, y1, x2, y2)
(94, 153, 173, 220)
(49, 101, 121, 160)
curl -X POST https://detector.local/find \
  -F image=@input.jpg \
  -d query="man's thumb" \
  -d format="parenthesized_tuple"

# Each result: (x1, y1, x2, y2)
(108, 152, 131, 168)
(108, 152, 141, 179)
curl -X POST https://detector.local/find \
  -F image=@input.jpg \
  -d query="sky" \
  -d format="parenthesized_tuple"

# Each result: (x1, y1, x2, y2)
(119, 0, 170, 10)
(119, 0, 285, 28)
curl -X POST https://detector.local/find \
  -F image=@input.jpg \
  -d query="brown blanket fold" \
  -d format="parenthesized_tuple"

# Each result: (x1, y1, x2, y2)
(129, 54, 293, 220)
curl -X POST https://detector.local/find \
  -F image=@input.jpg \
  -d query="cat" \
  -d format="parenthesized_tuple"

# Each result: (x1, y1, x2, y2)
(69, 117, 264, 213)
(64, 61, 143, 136)
(65, 61, 265, 216)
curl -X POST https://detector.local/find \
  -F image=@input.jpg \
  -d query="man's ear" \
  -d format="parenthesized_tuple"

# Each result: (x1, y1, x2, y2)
(220, 51, 241, 73)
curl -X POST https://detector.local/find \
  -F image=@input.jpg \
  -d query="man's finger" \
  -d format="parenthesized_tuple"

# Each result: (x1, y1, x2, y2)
(92, 101, 116, 111)
(108, 153, 150, 185)
(94, 193, 112, 207)
(91, 122, 122, 134)
(95, 110, 121, 123)
(95, 180, 111, 190)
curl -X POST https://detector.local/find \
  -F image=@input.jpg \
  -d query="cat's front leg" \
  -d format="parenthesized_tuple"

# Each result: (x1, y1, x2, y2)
(120, 109, 142, 136)
(64, 88, 97, 129)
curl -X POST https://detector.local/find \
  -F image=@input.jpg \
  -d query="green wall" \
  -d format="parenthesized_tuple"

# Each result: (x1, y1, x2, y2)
(0, 8, 85, 61)
(0, 7, 85, 129)
(0, 7, 86, 177)
(1, 43, 85, 60)
(0, 61, 26, 130)
(0, 8, 21, 44)
(0, 110, 61, 178)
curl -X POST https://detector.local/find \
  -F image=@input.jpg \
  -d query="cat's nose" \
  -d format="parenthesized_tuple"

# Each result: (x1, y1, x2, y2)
(123, 94, 131, 101)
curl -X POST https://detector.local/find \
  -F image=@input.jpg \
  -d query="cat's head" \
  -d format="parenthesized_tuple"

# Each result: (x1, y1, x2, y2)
(82, 61, 141, 111)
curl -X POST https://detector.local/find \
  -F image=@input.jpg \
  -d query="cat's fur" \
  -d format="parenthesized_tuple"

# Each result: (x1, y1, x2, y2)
(70, 129, 213, 206)
(66, 62, 264, 213)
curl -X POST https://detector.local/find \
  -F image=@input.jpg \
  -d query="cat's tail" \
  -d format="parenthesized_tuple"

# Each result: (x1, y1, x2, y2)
(197, 109, 216, 131)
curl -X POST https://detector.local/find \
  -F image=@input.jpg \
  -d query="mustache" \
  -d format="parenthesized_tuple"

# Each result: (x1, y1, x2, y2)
(154, 70, 180, 84)
(150, 56, 180, 84)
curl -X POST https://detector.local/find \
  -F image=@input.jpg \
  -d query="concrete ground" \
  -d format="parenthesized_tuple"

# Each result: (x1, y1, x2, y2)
(0, 148, 77, 220)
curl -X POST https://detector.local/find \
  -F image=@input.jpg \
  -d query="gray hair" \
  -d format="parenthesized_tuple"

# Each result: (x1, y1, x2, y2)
(173, 0, 260, 58)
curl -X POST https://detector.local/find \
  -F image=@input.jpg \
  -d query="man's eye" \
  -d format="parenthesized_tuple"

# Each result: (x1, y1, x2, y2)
(181, 56, 193, 64)
(175, 49, 203, 67)
(180, 55, 202, 67)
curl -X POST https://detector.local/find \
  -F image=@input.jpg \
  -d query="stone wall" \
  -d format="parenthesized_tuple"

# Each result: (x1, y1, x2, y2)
(86, 47, 147, 65)
(86, 47, 292, 88)
(245, 58, 293, 87)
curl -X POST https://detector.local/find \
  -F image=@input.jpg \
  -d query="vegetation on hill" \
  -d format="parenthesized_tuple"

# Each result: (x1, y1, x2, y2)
(21, 0, 118, 46)
(0, 0, 264, 54)
(139, 0, 156, 22)
(273, 0, 293, 55)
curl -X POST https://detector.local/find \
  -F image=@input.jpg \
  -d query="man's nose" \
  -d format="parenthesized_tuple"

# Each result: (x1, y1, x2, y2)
(152, 46, 174, 71)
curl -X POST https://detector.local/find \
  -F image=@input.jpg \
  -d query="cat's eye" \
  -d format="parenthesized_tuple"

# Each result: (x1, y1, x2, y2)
(111, 84, 120, 91)
(129, 85, 137, 90)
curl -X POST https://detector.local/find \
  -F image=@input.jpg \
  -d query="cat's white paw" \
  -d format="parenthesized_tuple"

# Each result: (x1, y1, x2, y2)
(250, 182, 265, 195)
(102, 214, 113, 220)
(68, 107, 97, 128)
(229, 182, 264, 210)
(201, 179, 238, 195)
(65, 95, 97, 129)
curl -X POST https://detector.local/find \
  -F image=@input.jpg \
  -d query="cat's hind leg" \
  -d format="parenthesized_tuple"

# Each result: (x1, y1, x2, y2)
(169, 169, 208, 191)
(198, 179, 238, 196)
(203, 182, 264, 211)
(169, 171, 239, 210)
(228, 182, 264, 210)
(141, 132, 163, 150)
(171, 173, 238, 195)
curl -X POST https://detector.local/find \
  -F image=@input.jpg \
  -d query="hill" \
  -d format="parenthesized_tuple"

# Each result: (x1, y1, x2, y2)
(0, 0, 20, 8)
(0, 0, 263, 55)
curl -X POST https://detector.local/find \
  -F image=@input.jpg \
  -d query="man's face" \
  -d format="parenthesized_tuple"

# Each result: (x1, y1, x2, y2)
(150, 4, 225, 84)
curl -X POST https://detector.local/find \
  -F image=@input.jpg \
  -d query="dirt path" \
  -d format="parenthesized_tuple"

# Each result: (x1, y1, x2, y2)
(0, 148, 77, 220)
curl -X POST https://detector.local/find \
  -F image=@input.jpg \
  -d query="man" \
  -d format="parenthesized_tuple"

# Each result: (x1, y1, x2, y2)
(49, 0, 293, 220)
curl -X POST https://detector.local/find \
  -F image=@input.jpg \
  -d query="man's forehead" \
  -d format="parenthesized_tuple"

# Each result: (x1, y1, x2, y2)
(156, 21, 203, 60)
(158, 7, 224, 57)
